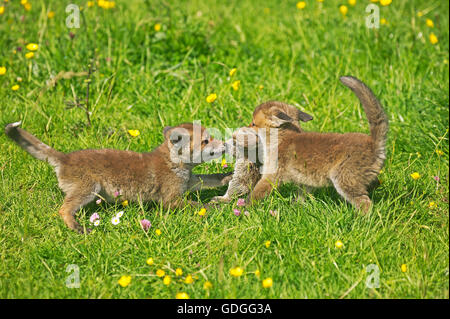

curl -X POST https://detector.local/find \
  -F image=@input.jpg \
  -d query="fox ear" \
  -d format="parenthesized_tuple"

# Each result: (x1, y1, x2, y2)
(298, 110, 313, 122)
(268, 110, 294, 127)
(165, 127, 189, 146)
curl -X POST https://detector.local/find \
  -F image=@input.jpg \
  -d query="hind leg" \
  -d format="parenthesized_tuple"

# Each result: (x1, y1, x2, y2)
(59, 190, 96, 233)
(330, 172, 372, 214)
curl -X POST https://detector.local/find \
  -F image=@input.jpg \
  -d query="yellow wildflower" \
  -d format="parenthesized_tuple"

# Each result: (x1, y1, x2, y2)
(0, 6, 5, 15)
(12, 85, 20, 91)
(296, 1, 306, 9)
(229, 68, 237, 76)
(335, 240, 344, 249)
(176, 292, 189, 299)
(128, 129, 140, 137)
(0, 66, 6, 75)
(258, 84, 264, 90)
(221, 158, 227, 168)
(436, 149, 444, 156)
(203, 281, 212, 290)
(231, 80, 241, 91)
(264, 240, 271, 248)
(25, 52, 34, 59)
(429, 33, 438, 45)
(380, 18, 387, 25)
(118, 275, 131, 287)
(87, 1, 95, 8)
(262, 277, 273, 288)
(47, 11, 55, 19)
(426, 19, 434, 28)
(339, 5, 348, 16)
(146, 257, 154, 265)
(175, 268, 183, 276)
(401, 264, 407, 273)
(24, 3, 31, 11)
(163, 275, 171, 285)
(428, 201, 437, 209)
(198, 208, 206, 216)
(154, 23, 161, 31)
(121, 200, 128, 207)
(348, 0, 356, 6)
(21, 0, 28, 4)
(380, 0, 392, 6)
(206, 93, 217, 103)
(26, 43, 39, 51)
(229, 267, 244, 277)
(156, 269, 165, 277)
(410, 172, 420, 180)
(155, 229, 162, 236)
(417, 11, 423, 17)
(184, 275, 194, 284)
(254, 269, 260, 277)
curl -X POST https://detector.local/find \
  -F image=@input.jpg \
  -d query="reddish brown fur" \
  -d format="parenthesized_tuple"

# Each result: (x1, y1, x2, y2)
(247, 76, 388, 213)
(5, 122, 231, 233)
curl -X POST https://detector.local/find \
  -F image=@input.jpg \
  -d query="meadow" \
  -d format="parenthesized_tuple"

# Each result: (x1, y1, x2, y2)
(0, 0, 448, 299)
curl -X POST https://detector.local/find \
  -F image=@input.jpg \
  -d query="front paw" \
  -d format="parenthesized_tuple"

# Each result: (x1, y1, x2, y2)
(221, 173, 233, 185)
(210, 195, 231, 203)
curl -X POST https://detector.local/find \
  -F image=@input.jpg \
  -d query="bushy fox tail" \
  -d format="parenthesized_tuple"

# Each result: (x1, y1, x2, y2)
(5, 121, 64, 167)
(340, 76, 389, 165)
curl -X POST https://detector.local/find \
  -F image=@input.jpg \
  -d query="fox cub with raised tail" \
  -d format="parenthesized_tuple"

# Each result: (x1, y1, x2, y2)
(5, 122, 231, 233)
(247, 76, 388, 213)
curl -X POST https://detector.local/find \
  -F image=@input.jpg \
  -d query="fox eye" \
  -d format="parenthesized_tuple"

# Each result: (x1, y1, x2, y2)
(202, 139, 209, 145)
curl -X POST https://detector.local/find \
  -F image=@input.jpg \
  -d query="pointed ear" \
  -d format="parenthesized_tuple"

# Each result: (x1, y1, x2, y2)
(165, 127, 190, 146)
(163, 126, 173, 139)
(298, 110, 313, 122)
(268, 110, 294, 127)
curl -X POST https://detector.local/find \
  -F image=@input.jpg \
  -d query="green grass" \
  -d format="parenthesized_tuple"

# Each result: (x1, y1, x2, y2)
(0, 0, 448, 299)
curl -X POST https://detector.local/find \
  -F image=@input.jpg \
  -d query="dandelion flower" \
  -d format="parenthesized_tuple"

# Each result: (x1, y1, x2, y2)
(184, 275, 194, 284)
(89, 213, 100, 223)
(47, 11, 55, 19)
(410, 172, 420, 180)
(26, 43, 39, 51)
(426, 19, 434, 28)
(401, 264, 407, 273)
(154, 23, 162, 31)
(429, 33, 438, 45)
(0, 66, 6, 75)
(229, 68, 237, 77)
(163, 275, 171, 285)
(118, 275, 131, 287)
(231, 80, 241, 91)
(206, 93, 217, 103)
(111, 216, 120, 225)
(380, 18, 388, 25)
(233, 209, 241, 217)
(198, 208, 206, 217)
(296, 1, 306, 9)
(175, 268, 183, 276)
(380, 0, 392, 6)
(122, 200, 128, 207)
(21, 0, 28, 5)
(428, 201, 437, 209)
(24, 3, 31, 11)
(254, 269, 260, 277)
(339, 5, 348, 16)
(146, 257, 154, 265)
(140, 219, 151, 231)
(87, 1, 95, 8)
(25, 52, 34, 59)
(116, 211, 124, 218)
(175, 292, 189, 299)
(203, 281, 212, 290)
(262, 277, 273, 288)
(156, 269, 165, 277)
(264, 240, 271, 248)
(128, 129, 140, 137)
(436, 149, 444, 156)
(229, 267, 244, 277)
(348, 0, 356, 6)
(93, 220, 100, 227)
(12, 85, 20, 91)
(335, 240, 344, 249)
(0, 6, 5, 15)
(155, 229, 162, 236)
